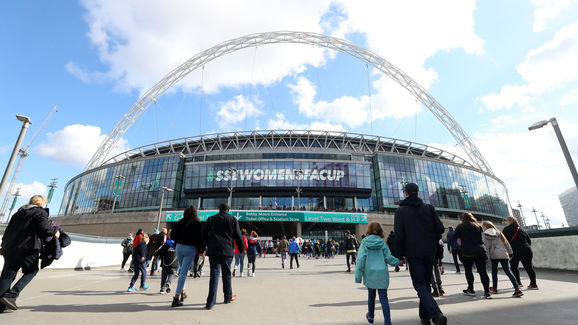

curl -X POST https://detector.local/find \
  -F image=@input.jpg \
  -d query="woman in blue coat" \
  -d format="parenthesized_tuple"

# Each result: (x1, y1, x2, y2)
(355, 222, 401, 325)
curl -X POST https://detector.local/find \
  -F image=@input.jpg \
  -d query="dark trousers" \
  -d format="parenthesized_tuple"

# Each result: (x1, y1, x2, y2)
(407, 256, 442, 321)
(247, 254, 256, 273)
(510, 249, 537, 286)
(451, 249, 461, 272)
(0, 254, 39, 299)
(206, 255, 233, 308)
(160, 266, 176, 290)
(290, 253, 299, 268)
(368, 288, 391, 325)
(491, 259, 519, 290)
(129, 262, 147, 288)
(121, 252, 131, 269)
(346, 252, 356, 269)
(462, 254, 490, 293)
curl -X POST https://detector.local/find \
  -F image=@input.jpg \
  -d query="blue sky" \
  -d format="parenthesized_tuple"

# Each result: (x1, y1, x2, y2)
(1, 0, 578, 227)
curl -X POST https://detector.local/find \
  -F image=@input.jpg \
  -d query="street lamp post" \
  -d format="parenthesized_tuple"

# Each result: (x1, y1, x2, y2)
(227, 167, 237, 208)
(529, 117, 578, 193)
(111, 175, 125, 213)
(294, 169, 303, 210)
(0, 115, 32, 207)
(7, 188, 21, 221)
(516, 201, 527, 227)
(531, 207, 541, 230)
(157, 186, 174, 230)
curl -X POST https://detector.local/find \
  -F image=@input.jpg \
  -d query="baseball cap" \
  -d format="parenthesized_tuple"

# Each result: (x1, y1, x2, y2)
(404, 182, 419, 195)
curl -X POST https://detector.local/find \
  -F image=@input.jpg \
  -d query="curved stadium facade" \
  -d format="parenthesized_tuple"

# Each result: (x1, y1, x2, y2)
(57, 130, 511, 237)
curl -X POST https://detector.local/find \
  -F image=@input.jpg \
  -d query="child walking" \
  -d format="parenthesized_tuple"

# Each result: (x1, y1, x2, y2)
(153, 238, 178, 293)
(128, 233, 150, 292)
(355, 222, 401, 325)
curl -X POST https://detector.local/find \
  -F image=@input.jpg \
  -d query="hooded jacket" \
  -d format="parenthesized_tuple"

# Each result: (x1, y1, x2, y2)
(289, 240, 300, 254)
(482, 228, 513, 260)
(1, 205, 57, 257)
(394, 196, 445, 258)
(355, 235, 401, 289)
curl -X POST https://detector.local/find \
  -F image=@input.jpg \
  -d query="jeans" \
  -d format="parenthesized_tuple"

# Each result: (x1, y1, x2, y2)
(281, 252, 287, 266)
(290, 253, 299, 268)
(407, 256, 442, 321)
(121, 252, 131, 269)
(160, 266, 176, 290)
(0, 254, 40, 299)
(510, 249, 537, 286)
(175, 244, 196, 295)
(462, 254, 490, 293)
(491, 259, 519, 290)
(431, 256, 442, 288)
(346, 252, 356, 269)
(367, 288, 392, 325)
(130, 261, 147, 288)
(206, 255, 234, 308)
(451, 248, 461, 272)
(234, 253, 245, 273)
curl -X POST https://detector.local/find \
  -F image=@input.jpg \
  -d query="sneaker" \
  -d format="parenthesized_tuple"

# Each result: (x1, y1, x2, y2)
(439, 285, 445, 295)
(120, 268, 125, 272)
(483, 292, 492, 299)
(0, 297, 18, 310)
(365, 312, 374, 324)
(240, 273, 244, 277)
(527, 285, 539, 290)
(160, 288, 165, 294)
(463, 289, 475, 296)
(140, 285, 150, 291)
(127, 268, 134, 273)
(166, 285, 171, 293)
(513, 289, 524, 297)
(489, 287, 498, 294)
(127, 287, 136, 292)
(433, 312, 447, 325)
(251, 272, 255, 277)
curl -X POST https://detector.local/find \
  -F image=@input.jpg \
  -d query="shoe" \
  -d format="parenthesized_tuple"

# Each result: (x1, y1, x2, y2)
(120, 267, 125, 272)
(456, 270, 461, 274)
(0, 297, 17, 310)
(512, 289, 524, 297)
(247, 267, 251, 277)
(171, 297, 183, 307)
(150, 271, 155, 276)
(489, 287, 498, 294)
(433, 312, 447, 325)
(290, 266, 293, 269)
(240, 273, 244, 277)
(205, 305, 213, 310)
(395, 266, 400, 272)
(251, 272, 255, 277)
(0, 303, 6, 313)
(483, 292, 492, 299)
(346, 268, 351, 272)
(527, 285, 539, 290)
(140, 285, 150, 291)
(421, 319, 432, 325)
(127, 287, 136, 292)
(282, 264, 284, 269)
(160, 288, 165, 294)
(225, 295, 237, 304)
(128, 268, 134, 273)
(432, 290, 439, 297)
(463, 289, 475, 296)
(439, 285, 445, 295)
(365, 312, 374, 324)
(166, 285, 171, 294)
(180, 292, 187, 302)
(232, 269, 236, 276)
(440, 266, 445, 275)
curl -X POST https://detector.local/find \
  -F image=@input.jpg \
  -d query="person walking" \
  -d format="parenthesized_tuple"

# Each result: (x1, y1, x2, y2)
(278, 236, 289, 268)
(431, 240, 445, 297)
(502, 216, 538, 290)
(289, 236, 300, 269)
(202, 203, 245, 310)
(481, 221, 523, 297)
(153, 237, 178, 294)
(446, 226, 461, 273)
(355, 222, 401, 325)
(394, 183, 447, 325)
(344, 230, 359, 272)
(246, 231, 261, 277)
(127, 233, 150, 292)
(120, 232, 133, 271)
(233, 229, 248, 277)
(0, 195, 60, 312)
(170, 206, 204, 307)
(454, 212, 491, 299)
(385, 231, 400, 272)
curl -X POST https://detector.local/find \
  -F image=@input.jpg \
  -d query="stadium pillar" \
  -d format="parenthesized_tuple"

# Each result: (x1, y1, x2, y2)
(296, 222, 302, 237)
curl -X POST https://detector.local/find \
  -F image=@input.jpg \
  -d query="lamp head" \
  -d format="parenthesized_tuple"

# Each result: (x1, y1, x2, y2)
(528, 120, 549, 131)
(16, 115, 31, 124)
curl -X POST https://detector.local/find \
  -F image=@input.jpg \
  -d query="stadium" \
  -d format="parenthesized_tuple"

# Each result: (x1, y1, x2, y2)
(53, 32, 512, 238)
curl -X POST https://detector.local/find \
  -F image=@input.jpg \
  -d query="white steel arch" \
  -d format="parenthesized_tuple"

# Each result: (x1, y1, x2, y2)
(86, 31, 493, 175)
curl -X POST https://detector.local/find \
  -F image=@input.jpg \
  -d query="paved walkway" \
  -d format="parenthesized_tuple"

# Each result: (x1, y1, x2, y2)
(1, 255, 577, 324)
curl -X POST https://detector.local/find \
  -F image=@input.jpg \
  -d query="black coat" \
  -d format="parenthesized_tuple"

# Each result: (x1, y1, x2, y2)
(386, 232, 396, 257)
(1, 205, 57, 257)
(454, 223, 486, 257)
(202, 212, 244, 257)
(394, 196, 445, 258)
(132, 241, 148, 263)
(503, 224, 532, 253)
(171, 217, 205, 252)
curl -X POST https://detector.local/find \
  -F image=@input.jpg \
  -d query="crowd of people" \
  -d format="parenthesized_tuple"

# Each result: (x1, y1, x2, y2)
(0, 190, 541, 324)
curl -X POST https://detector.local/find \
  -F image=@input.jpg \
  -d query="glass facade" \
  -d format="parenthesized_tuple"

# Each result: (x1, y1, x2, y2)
(60, 142, 511, 219)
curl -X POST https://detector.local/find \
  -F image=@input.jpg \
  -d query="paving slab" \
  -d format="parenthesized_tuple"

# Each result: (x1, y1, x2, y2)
(1, 255, 577, 324)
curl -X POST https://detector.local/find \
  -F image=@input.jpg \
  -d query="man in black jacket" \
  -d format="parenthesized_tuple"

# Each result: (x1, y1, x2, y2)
(394, 183, 447, 325)
(202, 203, 244, 309)
(0, 195, 59, 312)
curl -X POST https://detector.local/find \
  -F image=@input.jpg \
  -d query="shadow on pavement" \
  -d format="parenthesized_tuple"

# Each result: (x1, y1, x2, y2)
(21, 302, 207, 313)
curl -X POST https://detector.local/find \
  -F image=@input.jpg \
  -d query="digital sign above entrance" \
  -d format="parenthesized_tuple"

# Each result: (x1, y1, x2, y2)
(165, 210, 368, 224)
(211, 168, 345, 182)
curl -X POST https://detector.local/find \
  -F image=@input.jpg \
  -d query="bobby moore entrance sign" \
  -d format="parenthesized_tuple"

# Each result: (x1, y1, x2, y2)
(165, 210, 369, 224)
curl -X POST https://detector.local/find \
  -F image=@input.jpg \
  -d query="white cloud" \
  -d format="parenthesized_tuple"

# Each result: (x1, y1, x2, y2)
(489, 112, 544, 130)
(11, 181, 48, 205)
(561, 88, 578, 106)
(35, 124, 130, 167)
(533, 0, 578, 32)
(216, 95, 263, 124)
(481, 22, 578, 110)
(266, 113, 344, 131)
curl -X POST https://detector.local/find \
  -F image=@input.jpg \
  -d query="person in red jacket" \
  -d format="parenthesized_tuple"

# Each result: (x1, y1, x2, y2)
(233, 229, 249, 277)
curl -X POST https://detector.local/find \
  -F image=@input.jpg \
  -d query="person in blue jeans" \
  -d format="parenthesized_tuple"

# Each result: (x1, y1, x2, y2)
(169, 205, 204, 307)
(355, 222, 401, 325)
(128, 233, 150, 292)
(394, 183, 447, 325)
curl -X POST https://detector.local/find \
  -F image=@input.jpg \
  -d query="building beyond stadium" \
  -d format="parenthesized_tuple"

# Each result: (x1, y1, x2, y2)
(55, 130, 511, 238)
